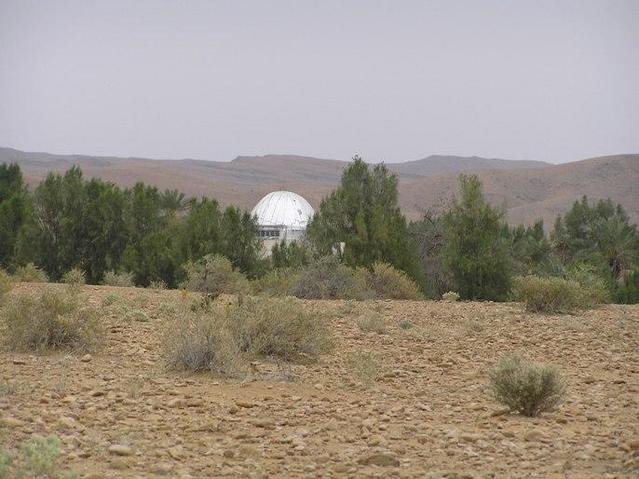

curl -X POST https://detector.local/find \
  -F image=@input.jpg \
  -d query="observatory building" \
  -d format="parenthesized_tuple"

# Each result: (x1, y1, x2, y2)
(251, 191, 314, 250)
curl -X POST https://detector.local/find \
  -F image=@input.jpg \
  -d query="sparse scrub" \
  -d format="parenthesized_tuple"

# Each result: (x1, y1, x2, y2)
(442, 291, 460, 302)
(20, 436, 61, 478)
(181, 254, 249, 296)
(356, 310, 386, 333)
(346, 350, 384, 386)
(0, 450, 10, 479)
(358, 262, 423, 300)
(489, 355, 566, 417)
(61, 268, 85, 286)
(101, 293, 123, 307)
(163, 297, 334, 376)
(252, 267, 299, 296)
(290, 256, 369, 300)
(398, 319, 413, 330)
(14, 263, 48, 283)
(149, 279, 167, 290)
(228, 297, 334, 360)
(126, 309, 149, 322)
(102, 270, 134, 287)
(2, 287, 103, 352)
(513, 275, 605, 313)
(0, 269, 12, 303)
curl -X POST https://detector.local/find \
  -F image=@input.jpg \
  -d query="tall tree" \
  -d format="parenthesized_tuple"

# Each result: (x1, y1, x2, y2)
(306, 156, 424, 286)
(0, 163, 29, 269)
(443, 174, 511, 301)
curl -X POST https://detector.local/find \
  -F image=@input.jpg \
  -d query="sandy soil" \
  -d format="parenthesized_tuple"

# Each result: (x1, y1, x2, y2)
(1, 283, 638, 478)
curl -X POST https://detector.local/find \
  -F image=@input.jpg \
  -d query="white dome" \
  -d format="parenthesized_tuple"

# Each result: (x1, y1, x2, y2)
(251, 191, 314, 231)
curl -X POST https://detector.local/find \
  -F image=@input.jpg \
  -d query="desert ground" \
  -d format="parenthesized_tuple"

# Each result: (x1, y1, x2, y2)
(1, 283, 638, 478)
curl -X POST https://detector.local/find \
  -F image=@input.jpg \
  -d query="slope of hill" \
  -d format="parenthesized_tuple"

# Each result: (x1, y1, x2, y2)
(1, 146, 637, 226)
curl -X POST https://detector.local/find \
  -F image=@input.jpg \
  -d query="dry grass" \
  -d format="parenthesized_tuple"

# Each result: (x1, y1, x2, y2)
(358, 262, 423, 300)
(356, 310, 386, 333)
(102, 271, 134, 287)
(13, 263, 48, 283)
(181, 254, 249, 296)
(2, 287, 103, 352)
(513, 275, 606, 313)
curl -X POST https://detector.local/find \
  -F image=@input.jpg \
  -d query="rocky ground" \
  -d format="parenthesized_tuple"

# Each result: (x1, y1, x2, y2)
(1, 283, 638, 478)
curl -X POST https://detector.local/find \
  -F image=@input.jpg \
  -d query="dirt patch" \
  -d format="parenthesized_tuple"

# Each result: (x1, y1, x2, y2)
(1, 283, 638, 478)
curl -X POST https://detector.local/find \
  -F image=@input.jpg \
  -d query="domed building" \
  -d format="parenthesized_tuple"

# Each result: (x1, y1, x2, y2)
(251, 191, 314, 249)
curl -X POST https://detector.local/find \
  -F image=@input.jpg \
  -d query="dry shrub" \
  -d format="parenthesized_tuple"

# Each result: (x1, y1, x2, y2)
(346, 350, 384, 386)
(14, 263, 48, 283)
(2, 288, 103, 352)
(442, 291, 460, 302)
(181, 254, 249, 296)
(163, 297, 333, 376)
(163, 304, 243, 376)
(228, 297, 334, 360)
(513, 275, 605, 313)
(61, 268, 85, 286)
(489, 354, 566, 417)
(358, 262, 423, 300)
(252, 268, 300, 296)
(149, 280, 167, 290)
(356, 310, 386, 333)
(290, 256, 369, 300)
(102, 271, 134, 287)
(0, 269, 13, 303)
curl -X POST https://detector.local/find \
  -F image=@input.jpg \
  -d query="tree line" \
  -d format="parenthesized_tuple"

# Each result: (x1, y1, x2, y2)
(1, 158, 638, 303)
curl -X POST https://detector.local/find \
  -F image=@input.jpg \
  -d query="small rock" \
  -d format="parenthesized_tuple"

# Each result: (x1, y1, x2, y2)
(80, 354, 93, 362)
(235, 400, 256, 408)
(108, 444, 133, 456)
(12, 358, 27, 365)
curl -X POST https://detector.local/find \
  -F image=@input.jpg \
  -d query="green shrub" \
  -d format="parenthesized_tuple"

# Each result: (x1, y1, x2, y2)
(290, 256, 369, 300)
(126, 310, 149, 322)
(0, 450, 10, 478)
(20, 436, 61, 477)
(181, 254, 249, 296)
(14, 263, 48, 283)
(356, 310, 386, 333)
(163, 297, 334, 375)
(615, 270, 639, 304)
(102, 270, 134, 287)
(398, 319, 413, 330)
(2, 288, 103, 352)
(442, 291, 460, 302)
(252, 267, 300, 296)
(513, 275, 605, 313)
(489, 355, 566, 417)
(357, 262, 423, 300)
(565, 264, 611, 305)
(62, 268, 86, 287)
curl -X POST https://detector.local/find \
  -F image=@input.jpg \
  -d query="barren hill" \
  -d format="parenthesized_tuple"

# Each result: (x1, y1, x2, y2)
(1, 147, 637, 226)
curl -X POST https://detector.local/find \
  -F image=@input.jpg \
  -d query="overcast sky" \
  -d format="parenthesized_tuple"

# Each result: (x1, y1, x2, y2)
(0, 0, 637, 164)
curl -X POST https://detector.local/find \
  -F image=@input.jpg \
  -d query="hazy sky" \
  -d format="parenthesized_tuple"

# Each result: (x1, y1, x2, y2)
(1, 0, 637, 164)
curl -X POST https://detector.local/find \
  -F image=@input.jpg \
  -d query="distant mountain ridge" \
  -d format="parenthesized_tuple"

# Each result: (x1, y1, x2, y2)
(1, 146, 637, 227)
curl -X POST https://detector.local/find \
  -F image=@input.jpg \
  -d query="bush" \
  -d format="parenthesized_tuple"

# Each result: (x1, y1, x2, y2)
(565, 264, 611, 306)
(357, 262, 423, 300)
(489, 355, 566, 417)
(2, 288, 103, 352)
(346, 350, 384, 386)
(20, 436, 61, 478)
(62, 268, 86, 286)
(513, 275, 605, 313)
(163, 304, 243, 375)
(0, 269, 12, 303)
(615, 269, 639, 304)
(126, 310, 149, 322)
(14, 263, 48, 283)
(163, 297, 334, 375)
(228, 297, 334, 360)
(181, 254, 249, 296)
(290, 256, 368, 300)
(149, 279, 167, 290)
(356, 310, 386, 333)
(442, 291, 460, 302)
(102, 271, 134, 287)
(252, 267, 300, 296)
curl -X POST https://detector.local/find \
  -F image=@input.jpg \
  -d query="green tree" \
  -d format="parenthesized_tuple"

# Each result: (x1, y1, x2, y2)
(0, 163, 29, 269)
(271, 240, 311, 269)
(306, 156, 424, 286)
(443, 174, 511, 301)
(220, 206, 263, 277)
